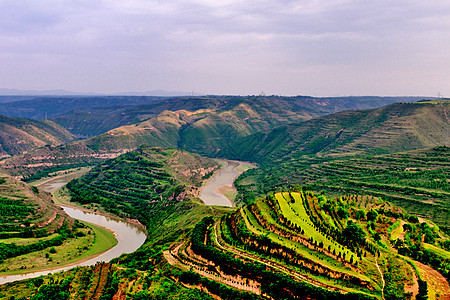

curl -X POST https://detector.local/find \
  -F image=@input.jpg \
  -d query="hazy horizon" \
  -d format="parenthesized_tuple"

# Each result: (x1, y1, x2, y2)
(1, 1, 449, 97)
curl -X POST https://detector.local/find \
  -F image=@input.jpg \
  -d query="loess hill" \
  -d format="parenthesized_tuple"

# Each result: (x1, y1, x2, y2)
(0, 146, 237, 300)
(0, 115, 75, 159)
(225, 100, 450, 161)
(0, 96, 426, 179)
(234, 145, 450, 233)
(1, 97, 449, 299)
(0, 95, 421, 137)
(64, 146, 233, 244)
(0, 173, 71, 240)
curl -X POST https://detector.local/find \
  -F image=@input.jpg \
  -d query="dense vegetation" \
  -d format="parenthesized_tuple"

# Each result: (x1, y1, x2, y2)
(226, 100, 450, 160)
(0, 96, 427, 179)
(235, 146, 450, 232)
(0, 223, 83, 263)
(164, 189, 450, 299)
(0, 174, 71, 239)
(66, 146, 220, 235)
(0, 95, 419, 137)
(0, 173, 113, 276)
(1, 97, 449, 299)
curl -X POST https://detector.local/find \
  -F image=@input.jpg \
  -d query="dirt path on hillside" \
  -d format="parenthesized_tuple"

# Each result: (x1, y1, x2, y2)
(375, 257, 385, 300)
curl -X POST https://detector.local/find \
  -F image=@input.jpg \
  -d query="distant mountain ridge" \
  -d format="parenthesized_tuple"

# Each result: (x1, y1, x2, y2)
(0, 95, 424, 138)
(2, 98, 446, 179)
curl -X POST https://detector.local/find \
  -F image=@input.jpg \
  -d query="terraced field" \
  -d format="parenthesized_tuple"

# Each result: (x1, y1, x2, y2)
(0, 173, 116, 276)
(164, 189, 450, 299)
(0, 173, 71, 240)
(236, 146, 450, 232)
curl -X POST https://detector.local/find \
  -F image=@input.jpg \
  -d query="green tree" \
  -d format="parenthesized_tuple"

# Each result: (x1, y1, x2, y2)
(367, 210, 378, 222)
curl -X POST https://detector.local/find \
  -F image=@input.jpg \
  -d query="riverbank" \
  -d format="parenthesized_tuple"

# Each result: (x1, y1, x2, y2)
(39, 169, 147, 232)
(0, 172, 147, 285)
(0, 220, 117, 277)
(199, 159, 256, 207)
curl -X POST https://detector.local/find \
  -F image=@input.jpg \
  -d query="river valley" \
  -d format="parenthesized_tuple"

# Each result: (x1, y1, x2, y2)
(0, 173, 146, 285)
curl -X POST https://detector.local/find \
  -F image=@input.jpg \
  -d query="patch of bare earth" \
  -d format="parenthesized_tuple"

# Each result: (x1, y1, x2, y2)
(417, 261, 450, 300)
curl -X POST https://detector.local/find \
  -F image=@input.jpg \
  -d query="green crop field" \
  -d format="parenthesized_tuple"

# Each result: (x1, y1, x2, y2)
(276, 192, 357, 261)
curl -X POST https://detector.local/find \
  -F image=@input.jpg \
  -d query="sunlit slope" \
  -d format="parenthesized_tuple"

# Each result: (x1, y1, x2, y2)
(0, 110, 188, 179)
(235, 146, 450, 233)
(0, 115, 74, 159)
(167, 190, 449, 299)
(0, 95, 417, 137)
(65, 146, 225, 243)
(227, 100, 449, 161)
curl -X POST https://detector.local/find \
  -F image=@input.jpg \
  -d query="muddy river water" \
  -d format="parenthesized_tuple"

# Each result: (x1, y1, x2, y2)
(1, 159, 251, 284)
(199, 160, 251, 207)
(0, 176, 146, 285)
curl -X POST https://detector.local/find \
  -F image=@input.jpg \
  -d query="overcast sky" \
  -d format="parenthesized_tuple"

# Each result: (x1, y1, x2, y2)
(1, 0, 450, 96)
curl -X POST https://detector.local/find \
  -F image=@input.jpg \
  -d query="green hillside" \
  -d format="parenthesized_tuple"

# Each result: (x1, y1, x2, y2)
(65, 146, 229, 243)
(1, 146, 236, 300)
(166, 190, 449, 299)
(6, 95, 419, 137)
(0, 110, 189, 179)
(0, 173, 113, 275)
(0, 173, 71, 239)
(2, 98, 440, 180)
(0, 96, 315, 178)
(226, 100, 449, 161)
(0, 115, 75, 159)
(234, 146, 450, 233)
(1, 98, 449, 299)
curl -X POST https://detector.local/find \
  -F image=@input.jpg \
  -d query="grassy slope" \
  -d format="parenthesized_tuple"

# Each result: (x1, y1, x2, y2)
(232, 100, 450, 230)
(0, 115, 74, 158)
(173, 190, 445, 299)
(0, 172, 118, 276)
(0, 173, 71, 238)
(0, 221, 116, 275)
(65, 146, 232, 243)
(0, 96, 427, 179)
(226, 100, 449, 161)
(236, 146, 450, 232)
(42, 95, 420, 137)
(1, 146, 234, 300)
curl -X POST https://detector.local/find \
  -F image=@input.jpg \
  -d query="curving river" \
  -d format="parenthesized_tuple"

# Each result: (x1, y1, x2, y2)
(200, 160, 254, 207)
(0, 176, 147, 285)
(1, 160, 252, 284)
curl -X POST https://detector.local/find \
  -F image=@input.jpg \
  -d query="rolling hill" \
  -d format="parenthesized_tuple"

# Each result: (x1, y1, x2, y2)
(2, 99, 446, 180)
(168, 190, 449, 299)
(0, 115, 75, 159)
(0, 95, 423, 138)
(0, 172, 71, 239)
(49, 95, 426, 138)
(65, 145, 224, 238)
(1, 93, 449, 299)
(235, 146, 450, 231)
(225, 100, 450, 162)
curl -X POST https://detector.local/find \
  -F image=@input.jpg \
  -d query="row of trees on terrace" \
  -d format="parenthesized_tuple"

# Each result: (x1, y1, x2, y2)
(191, 217, 376, 300)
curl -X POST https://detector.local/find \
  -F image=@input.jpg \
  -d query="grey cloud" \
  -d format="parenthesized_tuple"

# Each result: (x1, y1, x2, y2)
(0, 0, 449, 95)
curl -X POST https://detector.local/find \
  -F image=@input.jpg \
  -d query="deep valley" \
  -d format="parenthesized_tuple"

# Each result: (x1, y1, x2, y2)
(0, 95, 448, 300)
